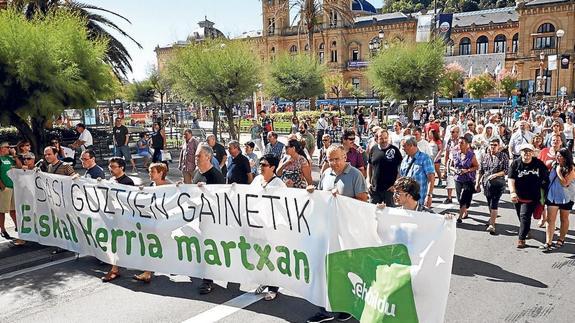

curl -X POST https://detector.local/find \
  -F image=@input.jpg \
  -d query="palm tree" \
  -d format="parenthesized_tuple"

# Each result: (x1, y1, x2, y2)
(10, 0, 142, 79)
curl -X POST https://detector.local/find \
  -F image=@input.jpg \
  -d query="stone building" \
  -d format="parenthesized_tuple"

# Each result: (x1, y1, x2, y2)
(152, 0, 572, 101)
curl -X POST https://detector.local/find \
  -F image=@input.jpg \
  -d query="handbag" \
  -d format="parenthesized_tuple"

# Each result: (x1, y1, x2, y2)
(486, 175, 506, 190)
(161, 150, 172, 162)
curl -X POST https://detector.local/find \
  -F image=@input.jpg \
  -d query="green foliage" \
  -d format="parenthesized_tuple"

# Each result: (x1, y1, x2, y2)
(265, 53, 325, 117)
(0, 8, 114, 155)
(368, 40, 444, 120)
(465, 73, 496, 99)
(148, 66, 172, 100)
(382, 0, 515, 14)
(167, 39, 259, 139)
(439, 62, 465, 100)
(124, 80, 155, 103)
(496, 68, 518, 99)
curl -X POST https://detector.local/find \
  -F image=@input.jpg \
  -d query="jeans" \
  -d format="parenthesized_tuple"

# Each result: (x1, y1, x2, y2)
(316, 129, 325, 149)
(514, 201, 536, 240)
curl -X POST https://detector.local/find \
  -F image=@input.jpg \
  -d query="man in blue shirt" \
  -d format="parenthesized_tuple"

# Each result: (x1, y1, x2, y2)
(399, 135, 435, 208)
(264, 132, 285, 159)
(80, 150, 105, 179)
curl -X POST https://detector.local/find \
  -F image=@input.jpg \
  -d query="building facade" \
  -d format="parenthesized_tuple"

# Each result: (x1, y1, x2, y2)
(155, 0, 575, 101)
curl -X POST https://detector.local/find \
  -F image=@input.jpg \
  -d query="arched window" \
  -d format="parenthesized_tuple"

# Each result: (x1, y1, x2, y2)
(459, 37, 471, 55)
(318, 43, 325, 63)
(329, 10, 338, 27)
(304, 43, 309, 51)
(289, 45, 297, 54)
(494, 35, 506, 53)
(476, 35, 488, 54)
(512, 33, 519, 53)
(537, 23, 555, 33)
(319, 43, 325, 50)
(331, 40, 337, 48)
(270, 47, 275, 54)
(534, 24, 555, 49)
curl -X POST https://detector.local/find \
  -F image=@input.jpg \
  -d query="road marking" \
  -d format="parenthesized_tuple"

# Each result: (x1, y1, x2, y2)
(432, 203, 457, 214)
(0, 256, 77, 281)
(0, 240, 13, 246)
(182, 290, 264, 323)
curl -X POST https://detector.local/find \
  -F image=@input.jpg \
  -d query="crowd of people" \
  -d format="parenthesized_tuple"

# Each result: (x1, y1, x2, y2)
(2, 100, 575, 323)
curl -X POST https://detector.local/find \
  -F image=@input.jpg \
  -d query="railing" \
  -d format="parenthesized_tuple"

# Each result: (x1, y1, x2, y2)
(531, 48, 557, 56)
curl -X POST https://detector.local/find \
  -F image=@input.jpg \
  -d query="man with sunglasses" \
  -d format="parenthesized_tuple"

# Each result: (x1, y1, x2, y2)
(80, 150, 104, 179)
(341, 129, 365, 177)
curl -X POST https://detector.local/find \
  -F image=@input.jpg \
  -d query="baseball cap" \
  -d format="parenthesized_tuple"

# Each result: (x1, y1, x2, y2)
(519, 143, 535, 151)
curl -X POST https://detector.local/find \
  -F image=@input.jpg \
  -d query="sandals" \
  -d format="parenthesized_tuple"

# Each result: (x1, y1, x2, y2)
(102, 271, 120, 282)
(540, 243, 553, 253)
(1, 230, 12, 240)
(555, 239, 565, 248)
(132, 272, 152, 283)
(264, 291, 278, 301)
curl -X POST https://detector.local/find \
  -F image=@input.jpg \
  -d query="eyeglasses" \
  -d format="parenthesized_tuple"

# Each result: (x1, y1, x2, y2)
(393, 191, 406, 197)
(346, 137, 356, 141)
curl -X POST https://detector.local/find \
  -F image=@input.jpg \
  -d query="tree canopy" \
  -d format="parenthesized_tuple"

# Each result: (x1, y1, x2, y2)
(323, 72, 352, 116)
(0, 9, 115, 154)
(438, 62, 466, 107)
(167, 39, 259, 139)
(496, 68, 518, 102)
(382, 0, 515, 14)
(265, 53, 325, 118)
(368, 40, 444, 121)
(465, 72, 496, 107)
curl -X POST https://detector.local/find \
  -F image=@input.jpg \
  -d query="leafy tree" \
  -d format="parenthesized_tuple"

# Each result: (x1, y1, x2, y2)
(349, 86, 366, 114)
(323, 72, 352, 117)
(265, 53, 325, 118)
(148, 66, 173, 115)
(0, 9, 114, 155)
(124, 80, 155, 104)
(461, 0, 480, 12)
(368, 40, 444, 122)
(496, 68, 518, 104)
(10, 0, 142, 79)
(438, 62, 466, 110)
(167, 40, 259, 140)
(465, 73, 496, 108)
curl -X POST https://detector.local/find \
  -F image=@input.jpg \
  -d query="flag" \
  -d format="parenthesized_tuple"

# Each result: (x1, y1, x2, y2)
(484, 65, 489, 74)
(511, 63, 517, 75)
(548, 55, 558, 71)
(468, 65, 473, 78)
(437, 14, 453, 43)
(416, 15, 432, 42)
(561, 55, 570, 69)
(494, 62, 502, 76)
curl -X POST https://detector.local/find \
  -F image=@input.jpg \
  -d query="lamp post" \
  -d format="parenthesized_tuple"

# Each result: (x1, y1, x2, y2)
(555, 29, 565, 102)
(536, 51, 546, 100)
(369, 30, 385, 123)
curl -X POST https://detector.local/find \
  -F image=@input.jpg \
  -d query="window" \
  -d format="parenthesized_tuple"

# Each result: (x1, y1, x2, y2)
(289, 45, 297, 54)
(512, 33, 519, 53)
(319, 51, 324, 64)
(270, 47, 275, 54)
(267, 18, 275, 35)
(319, 43, 325, 51)
(330, 50, 338, 62)
(351, 49, 359, 61)
(352, 77, 360, 90)
(304, 44, 309, 51)
(445, 39, 454, 56)
(476, 36, 488, 54)
(494, 34, 506, 53)
(537, 23, 555, 33)
(329, 10, 338, 27)
(459, 38, 471, 55)
(331, 41, 337, 48)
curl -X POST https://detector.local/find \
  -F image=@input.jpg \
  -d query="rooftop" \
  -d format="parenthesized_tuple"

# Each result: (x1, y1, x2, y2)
(452, 7, 518, 28)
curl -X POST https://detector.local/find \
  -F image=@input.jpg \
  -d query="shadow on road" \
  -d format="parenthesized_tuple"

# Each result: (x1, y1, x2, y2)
(452, 255, 548, 288)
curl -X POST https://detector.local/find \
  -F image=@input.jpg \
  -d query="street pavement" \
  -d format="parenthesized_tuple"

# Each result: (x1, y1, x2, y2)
(2, 134, 575, 322)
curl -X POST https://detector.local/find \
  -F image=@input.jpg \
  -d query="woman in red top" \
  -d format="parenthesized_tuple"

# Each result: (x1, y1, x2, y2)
(537, 133, 562, 227)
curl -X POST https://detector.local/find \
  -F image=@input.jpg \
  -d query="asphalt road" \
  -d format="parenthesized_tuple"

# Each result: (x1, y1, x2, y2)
(2, 137, 575, 322)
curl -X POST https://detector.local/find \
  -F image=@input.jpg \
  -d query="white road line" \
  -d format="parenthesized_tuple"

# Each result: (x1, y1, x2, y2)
(431, 203, 457, 214)
(182, 290, 264, 323)
(0, 256, 77, 281)
(0, 240, 13, 245)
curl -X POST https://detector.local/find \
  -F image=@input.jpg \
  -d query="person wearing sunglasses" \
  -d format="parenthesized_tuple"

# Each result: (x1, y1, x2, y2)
(251, 154, 285, 301)
(475, 138, 509, 234)
(341, 129, 365, 177)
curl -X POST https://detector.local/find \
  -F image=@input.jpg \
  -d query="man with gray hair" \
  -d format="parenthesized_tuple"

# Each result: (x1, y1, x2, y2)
(508, 120, 534, 160)
(226, 140, 252, 184)
(179, 129, 199, 184)
(207, 134, 227, 175)
(399, 135, 435, 208)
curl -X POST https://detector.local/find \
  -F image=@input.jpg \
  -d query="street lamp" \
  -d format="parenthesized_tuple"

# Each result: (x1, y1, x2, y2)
(556, 29, 565, 101)
(536, 51, 546, 99)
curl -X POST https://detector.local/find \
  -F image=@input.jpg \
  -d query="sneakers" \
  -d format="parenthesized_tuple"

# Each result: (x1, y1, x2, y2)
(517, 240, 526, 249)
(486, 224, 495, 234)
(199, 281, 213, 295)
(307, 312, 335, 323)
(443, 198, 453, 204)
(336, 313, 353, 321)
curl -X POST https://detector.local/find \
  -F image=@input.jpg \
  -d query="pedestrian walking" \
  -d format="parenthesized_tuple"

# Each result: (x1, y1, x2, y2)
(179, 129, 199, 184)
(113, 117, 137, 172)
(367, 129, 402, 206)
(315, 113, 328, 149)
(151, 122, 166, 164)
(226, 140, 253, 185)
(248, 119, 264, 152)
(453, 135, 478, 223)
(508, 143, 549, 248)
(264, 131, 285, 159)
(260, 110, 273, 146)
(207, 134, 228, 175)
(400, 136, 435, 208)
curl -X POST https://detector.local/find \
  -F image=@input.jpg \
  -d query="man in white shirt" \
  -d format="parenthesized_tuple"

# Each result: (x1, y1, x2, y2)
(315, 113, 328, 149)
(508, 120, 534, 159)
(414, 127, 432, 158)
(390, 121, 403, 148)
(70, 123, 93, 151)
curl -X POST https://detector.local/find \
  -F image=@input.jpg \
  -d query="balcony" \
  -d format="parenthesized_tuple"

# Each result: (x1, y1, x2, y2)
(532, 48, 557, 57)
(347, 60, 369, 68)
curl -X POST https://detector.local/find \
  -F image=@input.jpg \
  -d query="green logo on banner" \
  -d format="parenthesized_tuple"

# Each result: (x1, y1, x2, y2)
(326, 244, 419, 323)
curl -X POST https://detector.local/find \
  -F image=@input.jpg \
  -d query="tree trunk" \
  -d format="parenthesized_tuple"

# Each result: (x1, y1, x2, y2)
(337, 95, 341, 117)
(6, 111, 43, 157)
(212, 106, 219, 138)
(292, 100, 298, 119)
(223, 104, 238, 141)
(407, 99, 415, 123)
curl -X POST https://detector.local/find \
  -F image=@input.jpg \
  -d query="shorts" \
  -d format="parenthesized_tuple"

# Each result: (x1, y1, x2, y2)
(545, 199, 574, 211)
(484, 184, 504, 210)
(0, 187, 15, 213)
(455, 181, 474, 209)
(115, 145, 132, 161)
(445, 174, 456, 189)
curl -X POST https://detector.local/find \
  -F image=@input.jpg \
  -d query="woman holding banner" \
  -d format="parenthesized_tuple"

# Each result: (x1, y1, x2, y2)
(133, 163, 169, 283)
(252, 154, 285, 301)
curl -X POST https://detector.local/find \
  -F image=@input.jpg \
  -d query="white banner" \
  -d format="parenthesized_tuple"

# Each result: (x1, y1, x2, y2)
(548, 54, 558, 71)
(416, 15, 432, 43)
(10, 170, 456, 323)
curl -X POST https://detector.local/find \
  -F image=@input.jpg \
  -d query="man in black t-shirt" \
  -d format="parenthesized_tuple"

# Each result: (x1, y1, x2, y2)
(113, 118, 136, 172)
(101, 157, 134, 282)
(81, 150, 105, 179)
(367, 129, 402, 206)
(207, 134, 227, 175)
(192, 144, 225, 295)
(225, 140, 253, 184)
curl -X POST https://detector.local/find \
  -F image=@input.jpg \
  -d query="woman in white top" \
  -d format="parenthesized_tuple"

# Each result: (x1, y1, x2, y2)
(252, 154, 285, 301)
(563, 117, 575, 152)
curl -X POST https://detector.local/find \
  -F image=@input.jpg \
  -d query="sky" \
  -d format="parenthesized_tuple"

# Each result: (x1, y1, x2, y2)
(90, 0, 263, 81)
